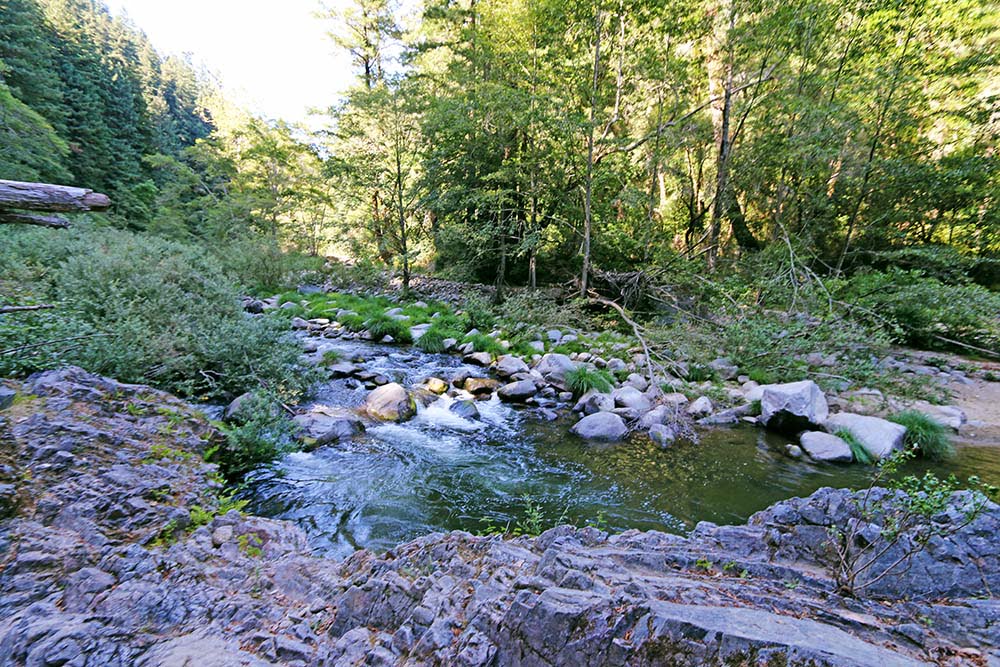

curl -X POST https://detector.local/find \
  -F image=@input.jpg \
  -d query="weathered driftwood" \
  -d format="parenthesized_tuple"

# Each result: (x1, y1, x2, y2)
(0, 304, 56, 315)
(0, 211, 71, 228)
(0, 179, 111, 213)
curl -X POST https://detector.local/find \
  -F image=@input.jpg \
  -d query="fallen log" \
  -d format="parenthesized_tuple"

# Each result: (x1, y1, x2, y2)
(0, 304, 56, 315)
(0, 211, 70, 228)
(0, 179, 111, 212)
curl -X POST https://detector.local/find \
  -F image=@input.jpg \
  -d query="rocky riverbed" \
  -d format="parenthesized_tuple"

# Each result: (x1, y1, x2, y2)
(1, 367, 998, 666)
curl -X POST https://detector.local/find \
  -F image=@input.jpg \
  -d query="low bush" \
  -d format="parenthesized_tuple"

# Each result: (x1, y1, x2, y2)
(565, 366, 614, 395)
(209, 391, 299, 480)
(889, 410, 955, 461)
(0, 226, 313, 401)
(835, 269, 1000, 354)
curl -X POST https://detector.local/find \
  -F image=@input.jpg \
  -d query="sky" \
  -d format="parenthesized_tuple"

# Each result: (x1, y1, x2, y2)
(105, 0, 355, 124)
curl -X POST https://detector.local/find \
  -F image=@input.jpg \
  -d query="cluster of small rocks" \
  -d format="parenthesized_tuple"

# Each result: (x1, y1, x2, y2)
(1, 368, 997, 666)
(273, 295, 980, 465)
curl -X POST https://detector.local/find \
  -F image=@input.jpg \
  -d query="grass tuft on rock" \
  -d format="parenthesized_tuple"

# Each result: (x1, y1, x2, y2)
(463, 333, 504, 355)
(415, 329, 446, 353)
(889, 410, 955, 461)
(834, 428, 874, 465)
(565, 366, 614, 396)
(365, 314, 412, 343)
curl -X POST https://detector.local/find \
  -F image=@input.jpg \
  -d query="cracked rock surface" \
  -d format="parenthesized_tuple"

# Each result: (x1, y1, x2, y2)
(0, 368, 997, 666)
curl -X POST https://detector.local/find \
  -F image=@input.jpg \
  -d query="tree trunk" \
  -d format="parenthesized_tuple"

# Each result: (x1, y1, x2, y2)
(0, 179, 110, 212)
(581, 9, 604, 298)
(0, 211, 71, 228)
(707, 4, 735, 271)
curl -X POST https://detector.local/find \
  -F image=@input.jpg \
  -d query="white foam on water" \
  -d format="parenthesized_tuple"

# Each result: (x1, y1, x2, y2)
(370, 422, 465, 456)
(414, 395, 485, 433)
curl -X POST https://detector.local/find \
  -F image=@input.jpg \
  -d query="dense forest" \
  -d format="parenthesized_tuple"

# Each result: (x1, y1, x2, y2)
(1, 0, 998, 402)
(3, 0, 998, 285)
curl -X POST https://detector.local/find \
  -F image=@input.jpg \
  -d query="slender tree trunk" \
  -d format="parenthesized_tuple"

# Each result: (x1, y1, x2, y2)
(581, 9, 604, 298)
(394, 139, 409, 295)
(707, 4, 735, 271)
(835, 15, 917, 275)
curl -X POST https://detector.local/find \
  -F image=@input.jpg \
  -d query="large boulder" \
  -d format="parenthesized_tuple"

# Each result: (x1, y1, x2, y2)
(0, 386, 15, 410)
(648, 423, 677, 448)
(612, 386, 651, 413)
(639, 404, 675, 429)
(495, 355, 530, 378)
(798, 431, 853, 463)
(686, 396, 713, 418)
(534, 353, 577, 389)
(908, 402, 966, 431)
(760, 380, 828, 434)
(294, 408, 365, 447)
(463, 377, 501, 396)
(571, 412, 628, 441)
(464, 351, 493, 366)
(825, 412, 906, 461)
(449, 399, 481, 421)
(573, 389, 614, 415)
(497, 380, 537, 403)
(364, 383, 416, 422)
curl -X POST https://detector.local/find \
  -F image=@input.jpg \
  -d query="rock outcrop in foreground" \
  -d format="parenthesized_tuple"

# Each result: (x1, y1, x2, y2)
(1, 368, 997, 666)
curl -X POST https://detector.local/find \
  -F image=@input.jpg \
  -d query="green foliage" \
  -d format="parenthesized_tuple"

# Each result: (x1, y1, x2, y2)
(836, 270, 1000, 354)
(834, 429, 873, 466)
(364, 314, 412, 343)
(320, 349, 342, 365)
(565, 366, 614, 396)
(210, 391, 299, 481)
(460, 296, 495, 332)
(415, 328, 446, 353)
(462, 333, 503, 355)
(889, 410, 955, 461)
(0, 227, 315, 401)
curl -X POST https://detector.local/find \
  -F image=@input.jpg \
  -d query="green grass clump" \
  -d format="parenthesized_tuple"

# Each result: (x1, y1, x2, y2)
(889, 410, 954, 461)
(565, 366, 614, 395)
(337, 313, 366, 332)
(365, 314, 413, 343)
(415, 328, 447, 353)
(463, 333, 504, 354)
(552, 340, 588, 355)
(834, 428, 874, 465)
(320, 349, 342, 365)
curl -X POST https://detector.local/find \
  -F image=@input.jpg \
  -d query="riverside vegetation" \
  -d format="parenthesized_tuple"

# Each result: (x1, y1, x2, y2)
(2, 0, 1000, 664)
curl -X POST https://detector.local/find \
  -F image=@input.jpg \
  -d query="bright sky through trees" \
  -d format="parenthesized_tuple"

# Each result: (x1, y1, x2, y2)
(105, 0, 353, 123)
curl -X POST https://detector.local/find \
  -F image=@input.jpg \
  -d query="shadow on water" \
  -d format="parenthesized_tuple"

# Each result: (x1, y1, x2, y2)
(244, 340, 1000, 559)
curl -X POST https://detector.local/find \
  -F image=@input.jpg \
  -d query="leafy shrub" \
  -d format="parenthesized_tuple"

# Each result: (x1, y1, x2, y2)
(461, 295, 495, 331)
(565, 366, 614, 395)
(0, 226, 313, 401)
(210, 391, 299, 480)
(836, 270, 1000, 353)
(497, 290, 588, 330)
(365, 314, 413, 343)
(889, 410, 955, 461)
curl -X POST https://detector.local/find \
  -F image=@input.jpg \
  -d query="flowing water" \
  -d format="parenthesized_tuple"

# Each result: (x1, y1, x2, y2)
(245, 339, 1000, 559)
